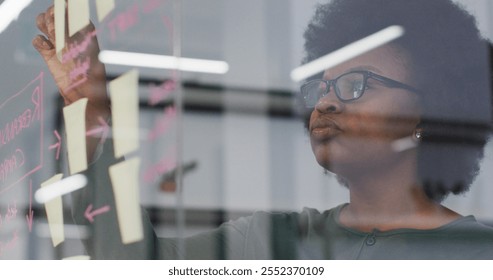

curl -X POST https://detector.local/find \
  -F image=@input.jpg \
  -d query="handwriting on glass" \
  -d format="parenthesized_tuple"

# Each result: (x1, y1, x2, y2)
(0, 89, 41, 149)
(143, 153, 177, 184)
(84, 204, 110, 223)
(148, 106, 176, 141)
(0, 202, 18, 229)
(48, 130, 62, 160)
(62, 31, 97, 63)
(0, 149, 25, 184)
(0, 230, 18, 257)
(107, 3, 139, 41)
(0, 202, 19, 257)
(0, 73, 44, 194)
(142, 0, 165, 13)
(148, 80, 175, 106)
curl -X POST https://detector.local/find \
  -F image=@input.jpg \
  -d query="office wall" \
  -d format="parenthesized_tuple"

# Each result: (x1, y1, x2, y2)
(0, 0, 491, 259)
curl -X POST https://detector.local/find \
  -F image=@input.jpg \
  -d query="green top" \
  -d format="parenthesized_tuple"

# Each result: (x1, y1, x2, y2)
(152, 204, 493, 259)
(72, 142, 493, 260)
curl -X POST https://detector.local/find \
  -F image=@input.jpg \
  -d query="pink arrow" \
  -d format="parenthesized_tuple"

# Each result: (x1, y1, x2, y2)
(84, 204, 110, 223)
(25, 180, 34, 232)
(86, 117, 110, 144)
(49, 130, 62, 160)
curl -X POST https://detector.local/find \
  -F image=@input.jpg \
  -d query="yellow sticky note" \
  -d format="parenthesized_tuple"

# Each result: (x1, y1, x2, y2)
(95, 0, 115, 22)
(109, 70, 140, 158)
(42, 174, 65, 247)
(68, 0, 90, 37)
(109, 158, 143, 244)
(63, 98, 88, 174)
(54, 0, 65, 61)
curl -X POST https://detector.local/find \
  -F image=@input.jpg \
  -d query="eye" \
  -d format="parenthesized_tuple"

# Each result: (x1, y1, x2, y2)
(352, 80, 365, 91)
(336, 73, 366, 100)
(348, 80, 365, 98)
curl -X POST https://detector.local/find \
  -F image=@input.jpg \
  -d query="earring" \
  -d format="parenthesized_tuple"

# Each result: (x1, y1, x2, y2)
(414, 129, 422, 141)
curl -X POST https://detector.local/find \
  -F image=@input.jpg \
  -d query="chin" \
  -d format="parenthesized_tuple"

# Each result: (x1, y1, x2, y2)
(312, 142, 341, 170)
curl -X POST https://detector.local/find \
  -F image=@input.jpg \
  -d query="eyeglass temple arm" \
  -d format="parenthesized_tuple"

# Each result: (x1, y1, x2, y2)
(369, 72, 420, 93)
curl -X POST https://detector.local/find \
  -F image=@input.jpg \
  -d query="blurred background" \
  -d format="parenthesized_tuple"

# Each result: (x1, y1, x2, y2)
(0, 0, 491, 259)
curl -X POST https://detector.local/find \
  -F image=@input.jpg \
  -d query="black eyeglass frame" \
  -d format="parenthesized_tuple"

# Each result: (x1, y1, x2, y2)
(300, 70, 421, 108)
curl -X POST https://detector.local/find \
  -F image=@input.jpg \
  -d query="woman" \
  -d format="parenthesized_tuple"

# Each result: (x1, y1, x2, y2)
(295, 0, 493, 259)
(33, 0, 493, 259)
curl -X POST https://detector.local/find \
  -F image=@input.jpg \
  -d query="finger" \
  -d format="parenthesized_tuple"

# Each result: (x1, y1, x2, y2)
(32, 34, 55, 51)
(36, 12, 50, 37)
(47, 2, 72, 44)
(44, 6, 56, 42)
(32, 35, 58, 65)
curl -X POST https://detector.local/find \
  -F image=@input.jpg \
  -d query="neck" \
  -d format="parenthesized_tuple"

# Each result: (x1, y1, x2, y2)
(337, 151, 459, 231)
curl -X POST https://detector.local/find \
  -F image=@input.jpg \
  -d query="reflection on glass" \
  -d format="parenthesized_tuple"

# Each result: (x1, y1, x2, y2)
(0, 0, 491, 260)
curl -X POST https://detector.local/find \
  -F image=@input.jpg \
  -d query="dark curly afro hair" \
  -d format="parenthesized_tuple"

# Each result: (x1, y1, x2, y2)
(300, 0, 493, 201)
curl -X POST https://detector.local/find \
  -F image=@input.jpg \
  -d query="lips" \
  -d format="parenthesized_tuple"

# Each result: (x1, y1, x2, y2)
(310, 118, 342, 140)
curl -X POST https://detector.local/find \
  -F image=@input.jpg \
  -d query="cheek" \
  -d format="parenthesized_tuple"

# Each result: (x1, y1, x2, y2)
(347, 100, 420, 140)
(350, 116, 417, 140)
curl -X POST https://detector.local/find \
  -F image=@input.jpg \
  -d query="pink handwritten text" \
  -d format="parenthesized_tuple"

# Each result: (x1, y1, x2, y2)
(26, 180, 34, 232)
(0, 230, 18, 257)
(0, 149, 25, 184)
(0, 72, 44, 195)
(148, 106, 177, 141)
(0, 88, 41, 150)
(148, 80, 176, 106)
(107, 3, 139, 41)
(49, 130, 62, 160)
(0, 201, 18, 231)
(65, 57, 91, 93)
(142, 0, 166, 13)
(61, 30, 96, 92)
(143, 154, 177, 183)
(69, 57, 90, 82)
(0, 201, 21, 257)
(84, 204, 110, 223)
(62, 31, 97, 64)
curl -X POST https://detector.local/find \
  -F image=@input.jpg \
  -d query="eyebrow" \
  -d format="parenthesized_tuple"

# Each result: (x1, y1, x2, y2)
(346, 65, 383, 74)
(323, 65, 384, 80)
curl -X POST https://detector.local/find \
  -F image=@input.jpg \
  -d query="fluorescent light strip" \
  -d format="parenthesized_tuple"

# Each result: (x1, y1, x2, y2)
(35, 174, 88, 203)
(290, 25, 404, 82)
(99, 50, 229, 74)
(0, 0, 33, 34)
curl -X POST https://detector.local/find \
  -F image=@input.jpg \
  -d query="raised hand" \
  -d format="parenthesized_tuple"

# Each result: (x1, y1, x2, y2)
(32, 4, 110, 161)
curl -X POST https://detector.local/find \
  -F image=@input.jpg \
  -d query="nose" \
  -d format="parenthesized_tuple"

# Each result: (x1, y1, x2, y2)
(314, 92, 344, 114)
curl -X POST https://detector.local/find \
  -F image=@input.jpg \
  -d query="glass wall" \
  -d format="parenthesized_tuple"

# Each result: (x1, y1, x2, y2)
(0, 0, 492, 259)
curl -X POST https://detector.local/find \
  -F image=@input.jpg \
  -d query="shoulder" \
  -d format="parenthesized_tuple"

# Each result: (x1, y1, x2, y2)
(416, 216, 493, 259)
(226, 206, 340, 233)
(222, 210, 303, 236)
(450, 216, 493, 259)
(446, 216, 493, 238)
(220, 206, 340, 259)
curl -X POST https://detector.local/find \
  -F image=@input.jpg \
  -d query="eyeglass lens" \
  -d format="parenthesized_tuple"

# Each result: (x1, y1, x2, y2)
(303, 72, 365, 107)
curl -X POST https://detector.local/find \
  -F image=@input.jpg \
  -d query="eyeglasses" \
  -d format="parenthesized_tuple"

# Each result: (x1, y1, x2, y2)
(300, 70, 420, 108)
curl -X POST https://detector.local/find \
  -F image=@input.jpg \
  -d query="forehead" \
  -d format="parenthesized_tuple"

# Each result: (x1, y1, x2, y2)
(322, 44, 411, 81)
